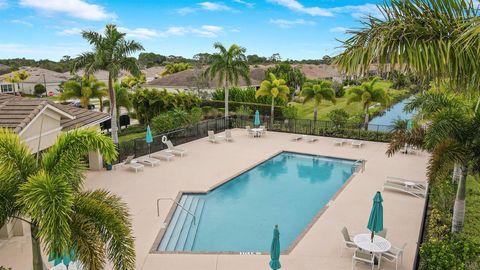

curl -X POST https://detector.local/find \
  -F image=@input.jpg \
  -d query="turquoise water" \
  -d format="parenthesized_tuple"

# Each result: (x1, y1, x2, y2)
(157, 152, 356, 252)
(368, 98, 415, 131)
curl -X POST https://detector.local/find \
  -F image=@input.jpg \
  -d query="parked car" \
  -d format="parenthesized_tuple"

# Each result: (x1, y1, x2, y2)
(69, 100, 95, 110)
(47, 91, 55, 96)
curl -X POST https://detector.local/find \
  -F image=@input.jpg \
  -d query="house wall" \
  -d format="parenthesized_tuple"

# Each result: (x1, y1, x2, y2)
(19, 108, 63, 154)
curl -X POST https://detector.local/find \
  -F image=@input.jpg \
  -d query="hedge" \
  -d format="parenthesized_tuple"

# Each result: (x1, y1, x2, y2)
(201, 100, 284, 119)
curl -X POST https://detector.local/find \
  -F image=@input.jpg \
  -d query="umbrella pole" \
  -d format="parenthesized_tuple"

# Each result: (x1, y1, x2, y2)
(149, 144, 151, 158)
(371, 231, 374, 242)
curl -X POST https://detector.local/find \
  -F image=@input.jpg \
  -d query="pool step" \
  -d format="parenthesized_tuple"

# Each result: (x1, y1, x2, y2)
(158, 195, 206, 252)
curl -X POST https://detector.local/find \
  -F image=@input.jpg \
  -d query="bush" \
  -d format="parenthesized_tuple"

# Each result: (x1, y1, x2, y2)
(281, 105, 298, 119)
(151, 108, 204, 133)
(201, 100, 284, 119)
(332, 81, 345, 97)
(131, 88, 201, 124)
(328, 109, 349, 127)
(235, 105, 253, 116)
(34, 83, 46, 96)
(420, 235, 480, 270)
(212, 87, 287, 106)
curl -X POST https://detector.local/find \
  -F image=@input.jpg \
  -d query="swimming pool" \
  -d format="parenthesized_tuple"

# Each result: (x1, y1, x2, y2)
(156, 152, 357, 253)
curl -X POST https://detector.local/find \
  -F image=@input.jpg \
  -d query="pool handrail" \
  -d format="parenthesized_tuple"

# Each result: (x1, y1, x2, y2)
(157, 197, 197, 225)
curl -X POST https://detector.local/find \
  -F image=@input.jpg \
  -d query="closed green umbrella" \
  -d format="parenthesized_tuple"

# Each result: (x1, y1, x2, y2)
(367, 191, 384, 242)
(146, 125, 153, 157)
(254, 110, 261, 127)
(406, 119, 413, 131)
(269, 224, 281, 270)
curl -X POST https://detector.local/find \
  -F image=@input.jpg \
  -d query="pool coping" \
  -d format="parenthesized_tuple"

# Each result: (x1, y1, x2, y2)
(149, 150, 366, 255)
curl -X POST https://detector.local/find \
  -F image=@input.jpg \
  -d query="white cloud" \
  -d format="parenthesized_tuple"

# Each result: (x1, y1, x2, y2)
(329, 26, 348, 33)
(11, 19, 33, 27)
(57, 27, 83, 36)
(198, 2, 231, 11)
(191, 25, 223, 38)
(19, 0, 115, 21)
(176, 7, 196, 15)
(118, 27, 160, 39)
(160, 27, 189, 37)
(201, 25, 223, 33)
(269, 18, 315, 28)
(233, 0, 254, 8)
(268, 0, 381, 18)
(267, 0, 333, 16)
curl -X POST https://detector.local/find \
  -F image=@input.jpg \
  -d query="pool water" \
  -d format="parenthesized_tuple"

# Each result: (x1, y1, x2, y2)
(157, 152, 356, 252)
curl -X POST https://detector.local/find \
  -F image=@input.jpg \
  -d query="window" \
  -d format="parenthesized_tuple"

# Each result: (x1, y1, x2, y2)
(0, 84, 14, 93)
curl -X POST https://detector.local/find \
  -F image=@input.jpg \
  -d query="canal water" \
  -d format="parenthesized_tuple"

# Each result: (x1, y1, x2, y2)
(368, 97, 415, 132)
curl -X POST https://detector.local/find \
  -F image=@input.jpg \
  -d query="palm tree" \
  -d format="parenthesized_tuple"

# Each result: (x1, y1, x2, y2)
(73, 24, 144, 143)
(104, 83, 133, 129)
(204, 42, 250, 118)
(256, 73, 289, 125)
(161, 63, 193, 77)
(346, 77, 389, 129)
(387, 92, 480, 232)
(121, 74, 146, 89)
(0, 128, 135, 270)
(61, 75, 107, 110)
(300, 80, 336, 126)
(335, 0, 479, 91)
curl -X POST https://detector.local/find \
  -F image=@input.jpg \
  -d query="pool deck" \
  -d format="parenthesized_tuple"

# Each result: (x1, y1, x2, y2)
(0, 129, 428, 270)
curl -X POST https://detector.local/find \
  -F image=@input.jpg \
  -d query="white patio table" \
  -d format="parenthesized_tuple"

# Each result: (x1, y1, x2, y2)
(251, 128, 263, 137)
(353, 233, 391, 268)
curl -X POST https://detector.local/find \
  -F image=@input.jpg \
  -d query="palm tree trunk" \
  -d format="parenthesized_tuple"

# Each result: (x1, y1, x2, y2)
(109, 73, 119, 144)
(363, 106, 369, 130)
(452, 165, 467, 233)
(452, 162, 461, 183)
(224, 78, 229, 118)
(99, 97, 104, 112)
(271, 98, 275, 126)
(313, 107, 318, 129)
(31, 225, 45, 270)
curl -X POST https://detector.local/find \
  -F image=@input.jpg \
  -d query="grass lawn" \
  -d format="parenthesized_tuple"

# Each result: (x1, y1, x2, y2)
(290, 80, 410, 120)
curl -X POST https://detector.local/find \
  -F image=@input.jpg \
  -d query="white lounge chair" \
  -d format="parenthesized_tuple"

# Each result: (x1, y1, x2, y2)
(152, 151, 174, 161)
(224, 129, 233, 142)
(138, 157, 161, 167)
(123, 155, 144, 173)
(352, 249, 375, 270)
(383, 176, 428, 198)
(165, 140, 187, 157)
(259, 125, 266, 136)
(208, 130, 221, 143)
(334, 139, 347, 146)
(291, 135, 302, 141)
(381, 243, 407, 270)
(341, 227, 357, 256)
(351, 140, 364, 148)
(303, 135, 318, 142)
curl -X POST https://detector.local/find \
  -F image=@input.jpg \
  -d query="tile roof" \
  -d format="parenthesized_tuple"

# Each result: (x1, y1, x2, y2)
(0, 94, 110, 133)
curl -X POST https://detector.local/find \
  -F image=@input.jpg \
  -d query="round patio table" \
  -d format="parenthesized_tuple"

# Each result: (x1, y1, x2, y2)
(353, 234, 391, 267)
(251, 128, 263, 137)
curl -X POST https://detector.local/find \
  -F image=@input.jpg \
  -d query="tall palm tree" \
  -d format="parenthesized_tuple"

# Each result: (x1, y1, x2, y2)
(256, 73, 289, 125)
(61, 75, 107, 110)
(104, 83, 133, 129)
(335, 0, 479, 91)
(346, 77, 389, 128)
(73, 24, 144, 143)
(300, 80, 336, 126)
(0, 128, 135, 270)
(387, 92, 480, 232)
(204, 42, 250, 118)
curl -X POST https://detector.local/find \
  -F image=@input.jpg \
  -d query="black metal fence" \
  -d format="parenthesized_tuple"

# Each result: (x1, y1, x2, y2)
(116, 116, 395, 162)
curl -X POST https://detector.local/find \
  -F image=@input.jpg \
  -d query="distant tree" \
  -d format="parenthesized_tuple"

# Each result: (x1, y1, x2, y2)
(247, 54, 267, 65)
(265, 63, 306, 98)
(121, 74, 146, 89)
(204, 42, 250, 118)
(321, 55, 333, 65)
(61, 76, 107, 110)
(3, 75, 20, 94)
(73, 24, 144, 143)
(256, 73, 289, 125)
(300, 80, 336, 126)
(138, 52, 167, 68)
(103, 83, 132, 128)
(33, 84, 46, 97)
(328, 109, 349, 127)
(161, 63, 193, 77)
(193, 53, 213, 65)
(13, 70, 30, 92)
(268, 53, 282, 63)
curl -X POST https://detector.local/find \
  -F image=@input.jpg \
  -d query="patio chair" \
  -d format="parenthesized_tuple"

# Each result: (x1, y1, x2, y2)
(152, 151, 174, 161)
(224, 129, 233, 142)
(165, 140, 188, 157)
(138, 156, 161, 167)
(377, 228, 388, 238)
(381, 243, 407, 270)
(383, 177, 428, 198)
(351, 140, 364, 148)
(123, 155, 144, 173)
(291, 135, 302, 141)
(208, 130, 221, 143)
(259, 125, 266, 136)
(303, 135, 318, 142)
(246, 126, 254, 137)
(334, 139, 347, 146)
(341, 227, 357, 256)
(352, 249, 375, 270)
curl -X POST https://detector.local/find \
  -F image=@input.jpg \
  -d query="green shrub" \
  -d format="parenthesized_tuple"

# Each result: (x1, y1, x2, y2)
(328, 109, 349, 127)
(151, 108, 204, 133)
(235, 105, 253, 116)
(34, 83, 46, 96)
(201, 100, 284, 118)
(281, 105, 298, 119)
(420, 235, 480, 270)
(332, 81, 345, 97)
(212, 87, 287, 106)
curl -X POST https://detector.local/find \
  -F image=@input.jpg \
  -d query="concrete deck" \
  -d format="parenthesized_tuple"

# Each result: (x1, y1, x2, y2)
(0, 129, 428, 270)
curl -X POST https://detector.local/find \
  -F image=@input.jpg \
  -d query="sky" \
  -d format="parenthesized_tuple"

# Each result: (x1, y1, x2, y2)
(0, 0, 383, 61)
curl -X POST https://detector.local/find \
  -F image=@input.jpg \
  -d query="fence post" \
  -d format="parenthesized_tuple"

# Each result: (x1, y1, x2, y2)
(133, 139, 137, 158)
